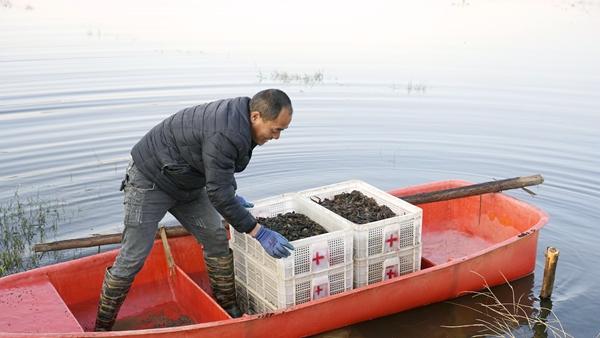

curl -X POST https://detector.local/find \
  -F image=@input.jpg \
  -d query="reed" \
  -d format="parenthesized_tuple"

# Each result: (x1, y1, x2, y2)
(258, 70, 324, 86)
(391, 82, 427, 94)
(443, 273, 572, 338)
(0, 190, 63, 276)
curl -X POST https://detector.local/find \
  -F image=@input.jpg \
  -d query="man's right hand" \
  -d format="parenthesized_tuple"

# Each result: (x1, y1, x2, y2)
(254, 225, 294, 259)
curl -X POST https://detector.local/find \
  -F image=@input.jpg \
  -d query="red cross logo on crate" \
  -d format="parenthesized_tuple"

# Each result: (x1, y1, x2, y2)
(384, 228, 400, 253)
(312, 252, 325, 265)
(384, 264, 398, 280)
(310, 242, 330, 272)
(385, 233, 399, 248)
(312, 281, 329, 300)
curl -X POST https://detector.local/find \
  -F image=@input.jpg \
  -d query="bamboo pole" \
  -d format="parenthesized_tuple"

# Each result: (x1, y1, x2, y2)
(33, 225, 192, 253)
(33, 174, 544, 252)
(540, 247, 559, 299)
(398, 174, 543, 205)
(159, 227, 176, 276)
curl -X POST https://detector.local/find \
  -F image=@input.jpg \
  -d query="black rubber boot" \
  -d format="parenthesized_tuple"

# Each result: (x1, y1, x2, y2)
(94, 268, 134, 331)
(204, 250, 243, 318)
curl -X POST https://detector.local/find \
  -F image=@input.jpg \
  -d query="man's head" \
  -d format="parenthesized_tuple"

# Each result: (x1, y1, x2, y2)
(249, 89, 293, 145)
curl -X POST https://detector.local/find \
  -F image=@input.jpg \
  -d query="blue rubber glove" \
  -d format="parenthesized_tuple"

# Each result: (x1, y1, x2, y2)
(235, 195, 254, 208)
(255, 226, 294, 259)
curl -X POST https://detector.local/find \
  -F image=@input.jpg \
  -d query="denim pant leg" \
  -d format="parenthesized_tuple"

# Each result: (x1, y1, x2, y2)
(169, 188, 229, 257)
(111, 163, 175, 279)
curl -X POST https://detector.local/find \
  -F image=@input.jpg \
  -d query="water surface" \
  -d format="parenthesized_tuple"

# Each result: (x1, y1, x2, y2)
(1, 0, 599, 336)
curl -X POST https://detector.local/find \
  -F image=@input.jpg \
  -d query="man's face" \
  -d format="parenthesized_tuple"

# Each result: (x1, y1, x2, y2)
(250, 108, 292, 145)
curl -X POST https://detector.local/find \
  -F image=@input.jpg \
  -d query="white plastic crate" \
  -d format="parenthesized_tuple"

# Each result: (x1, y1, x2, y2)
(235, 278, 277, 315)
(229, 193, 353, 279)
(234, 249, 353, 309)
(298, 180, 423, 260)
(354, 245, 422, 287)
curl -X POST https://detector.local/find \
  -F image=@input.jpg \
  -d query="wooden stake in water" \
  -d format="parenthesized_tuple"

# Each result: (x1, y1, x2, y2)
(540, 247, 559, 299)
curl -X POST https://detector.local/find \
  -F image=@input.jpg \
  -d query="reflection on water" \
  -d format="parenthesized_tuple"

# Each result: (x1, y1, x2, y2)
(1, 0, 600, 336)
(316, 275, 538, 338)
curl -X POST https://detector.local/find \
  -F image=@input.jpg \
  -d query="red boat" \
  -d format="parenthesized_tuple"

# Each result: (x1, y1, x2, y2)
(0, 180, 548, 337)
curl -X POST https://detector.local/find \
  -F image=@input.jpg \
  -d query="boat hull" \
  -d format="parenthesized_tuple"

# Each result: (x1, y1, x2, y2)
(0, 180, 548, 337)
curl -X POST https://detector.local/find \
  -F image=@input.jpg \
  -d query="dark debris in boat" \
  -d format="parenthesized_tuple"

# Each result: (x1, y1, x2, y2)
(114, 312, 194, 330)
(315, 190, 396, 224)
(257, 212, 327, 241)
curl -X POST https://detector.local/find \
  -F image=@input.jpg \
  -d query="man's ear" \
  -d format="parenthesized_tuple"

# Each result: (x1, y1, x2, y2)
(250, 111, 261, 123)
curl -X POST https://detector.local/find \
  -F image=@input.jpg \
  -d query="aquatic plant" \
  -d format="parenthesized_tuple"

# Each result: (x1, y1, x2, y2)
(391, 82, 427, 95)
(443, 273, 572, 338)
(258, 70, 324, 86)
(0, 190, 63, 276)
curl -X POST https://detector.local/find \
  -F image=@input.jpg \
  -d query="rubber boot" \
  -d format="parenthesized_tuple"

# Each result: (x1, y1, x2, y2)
(204, 250, 243, 318)
(94, 268, 134, 331)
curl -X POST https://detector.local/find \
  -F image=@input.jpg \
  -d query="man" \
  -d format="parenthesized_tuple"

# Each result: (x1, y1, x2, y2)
(95, 89, 295, 331)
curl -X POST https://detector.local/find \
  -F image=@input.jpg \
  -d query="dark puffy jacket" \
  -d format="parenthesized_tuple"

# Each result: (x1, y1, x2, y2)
(131, 97, 257, 233)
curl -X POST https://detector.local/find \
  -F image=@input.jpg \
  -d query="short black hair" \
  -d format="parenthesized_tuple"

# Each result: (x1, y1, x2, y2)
(250, 89, 293, 121)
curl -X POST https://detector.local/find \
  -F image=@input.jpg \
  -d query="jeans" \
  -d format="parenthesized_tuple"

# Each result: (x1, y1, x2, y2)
(110, 161, 228, 279)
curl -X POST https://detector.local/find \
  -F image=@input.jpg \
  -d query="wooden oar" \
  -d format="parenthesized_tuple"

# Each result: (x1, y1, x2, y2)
(33, 174, 543, 253)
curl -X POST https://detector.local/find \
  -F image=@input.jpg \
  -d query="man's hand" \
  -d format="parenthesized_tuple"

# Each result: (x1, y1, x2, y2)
(235, 195, 254, 208)
(254, 225, 294, 259)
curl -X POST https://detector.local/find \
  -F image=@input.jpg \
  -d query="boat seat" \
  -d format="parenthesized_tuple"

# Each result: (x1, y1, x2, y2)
(0, 275, 84, 333)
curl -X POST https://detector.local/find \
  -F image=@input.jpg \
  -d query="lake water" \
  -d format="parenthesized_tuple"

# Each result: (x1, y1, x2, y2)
(1, 0, 599, 336)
